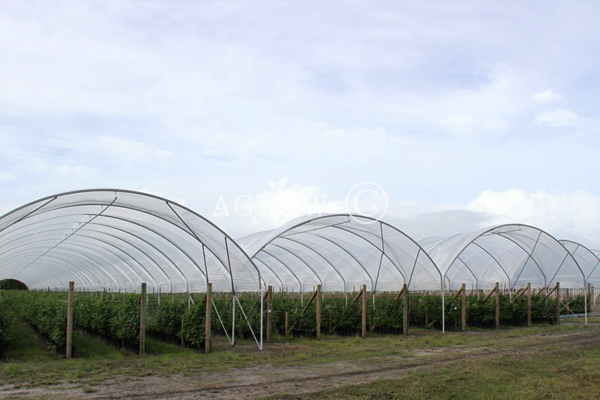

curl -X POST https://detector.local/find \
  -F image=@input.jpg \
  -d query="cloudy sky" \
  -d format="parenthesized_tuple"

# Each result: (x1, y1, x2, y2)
(1, 0, 599, 246)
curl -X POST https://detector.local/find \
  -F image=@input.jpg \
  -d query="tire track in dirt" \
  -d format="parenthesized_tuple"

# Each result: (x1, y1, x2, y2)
(85, 331, 600, 400)
(2, 330, 598, 400)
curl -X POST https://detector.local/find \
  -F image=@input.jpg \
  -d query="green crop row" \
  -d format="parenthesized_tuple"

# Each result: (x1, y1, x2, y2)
(74, 294, 141, 343)
(2, 291, 68, 350)
(147, 298, 206, 347)
(267, 292, 586, 335)
(0, 290, 586, 352)
(0, 301, 15, 354)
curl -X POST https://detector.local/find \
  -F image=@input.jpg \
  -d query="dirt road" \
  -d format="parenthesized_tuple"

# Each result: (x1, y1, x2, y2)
(2, 329, 599, 399)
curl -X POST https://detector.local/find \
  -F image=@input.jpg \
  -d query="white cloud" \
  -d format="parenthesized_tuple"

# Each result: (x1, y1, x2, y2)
(441, 115, 475, 134)
(0, 0, 600, 248)
(312, 126, 392, 159)
(535, 109, 582, 127)
(96, 136, 173, 163)
(0, 172, 15, 182)
(468, 189, 600, 245)
(533, 90, 562, 103)
(53, 165, 95, 178)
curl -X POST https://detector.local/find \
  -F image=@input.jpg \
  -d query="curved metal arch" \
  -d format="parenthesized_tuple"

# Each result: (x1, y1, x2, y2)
(10, 252, 99, 289)
(250, 256, 286, 291)
(0, 211, 198, 289)
(79, 226, 173, 287)
(496, 229, 584, 284)
(266, 244, 324, 289)
(6, 241, 123, 290)
(2, 244, 104, 288)
(331, 221, 441, 290)
(7, 203, 199, 290)
(502, 231, 547, 289)
(438, 223, 584, 290)
(329, 224, 409, 286)
(90, 215, 208, 281)
(13, 262, 65, 289)
(240, 213, 442, 292)
(451, 255, 480, 290)
(19, 202, 231, 277)
(85, 222, 190, 290)
(254, 252, 302, 291)
(0, 188, 262, 292)
(75, 233, 157, 287)
(310, 232, 379, 292)
(278, 236, 348, 292)
(467, 242, 511, 288)
(42, 245, 123, 290)
(60, 237, 139, 289)
(560, 239, 600, 283)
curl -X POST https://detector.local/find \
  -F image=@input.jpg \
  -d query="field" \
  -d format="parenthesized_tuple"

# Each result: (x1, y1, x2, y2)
(1, 317, 600, 399)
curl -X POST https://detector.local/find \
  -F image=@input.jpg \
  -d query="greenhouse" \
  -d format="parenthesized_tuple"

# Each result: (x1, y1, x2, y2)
(0, 189, 595, 354)
(560, 240, 600, 286)
(237, 214, 441, 296)
(419, 224, 586, 291)
(0, 189, 266, 349)
(0, 189, 262, 293)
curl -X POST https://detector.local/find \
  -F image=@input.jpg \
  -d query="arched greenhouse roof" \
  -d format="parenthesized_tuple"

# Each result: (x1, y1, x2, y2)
(238, 214, 441, 293)
(420, 224, 585, 291)
(0, 189, 261, 293)
(560, 240, 600, 285)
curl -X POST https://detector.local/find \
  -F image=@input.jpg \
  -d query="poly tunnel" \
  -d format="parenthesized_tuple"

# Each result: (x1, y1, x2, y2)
(420, 224, 585, 292)
(238, 214, 442, 297)
(560, 240, 600, 285)
(0, 189, 262, 294)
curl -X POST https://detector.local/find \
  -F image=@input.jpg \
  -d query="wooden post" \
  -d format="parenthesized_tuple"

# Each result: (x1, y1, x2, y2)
(205, 282, 212, 353)
(402, 283, 408, 335)
(362, 284, 367, 339)
(587, 283, 592, 313)
(181, 316, 185, 347)
(66, 281, 74, 359)
(140, 283, 147, 356)
(285, 311, 289, 340)
(461, 283, 466, 332)
(556, 282, 560, 325)
(527, 283, 532, 328)
(316, 285, 321, 339)
(266, 285, 272, 343)
(495, 282, 500, 329)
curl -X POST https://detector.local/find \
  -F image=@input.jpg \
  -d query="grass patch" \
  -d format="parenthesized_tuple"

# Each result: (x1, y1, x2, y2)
(273, 342, 600, 399)
(71, 333, 125, 360)
(81, 385, 97, 393)
(0, 322, 598, 396)
(3, 313, 54, 361)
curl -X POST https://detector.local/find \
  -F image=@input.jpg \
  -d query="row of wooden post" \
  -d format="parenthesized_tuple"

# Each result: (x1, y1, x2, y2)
(65, 281, 213, 359)
(263, 281, 574, 343)
(64, 280, 578, 358)
(265, 283, 409, 343)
